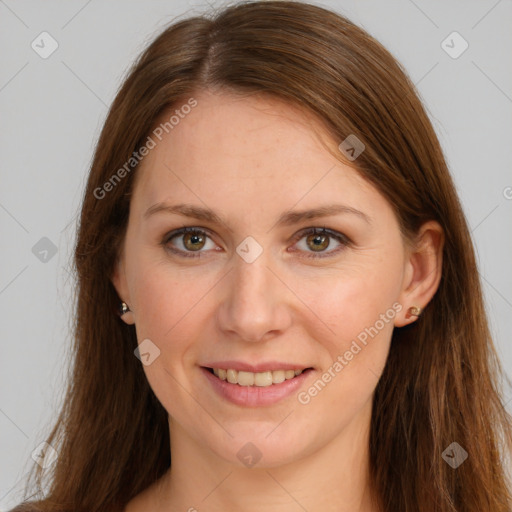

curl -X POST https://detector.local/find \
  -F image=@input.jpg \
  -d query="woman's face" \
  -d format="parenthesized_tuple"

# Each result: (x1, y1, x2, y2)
(113, 89, 418, 468)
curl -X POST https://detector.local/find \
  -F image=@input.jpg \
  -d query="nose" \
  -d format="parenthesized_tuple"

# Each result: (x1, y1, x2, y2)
(216, 249, 293, 343)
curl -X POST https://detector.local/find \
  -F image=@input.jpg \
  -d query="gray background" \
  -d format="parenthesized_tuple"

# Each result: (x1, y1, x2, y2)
(1, 0, 511, 508)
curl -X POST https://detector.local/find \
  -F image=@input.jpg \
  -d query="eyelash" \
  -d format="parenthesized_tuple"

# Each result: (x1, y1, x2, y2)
(162, 226, 351, 259)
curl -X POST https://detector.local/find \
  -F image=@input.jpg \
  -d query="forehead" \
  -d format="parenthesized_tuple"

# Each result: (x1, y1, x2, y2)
(131, 90, 386, 223)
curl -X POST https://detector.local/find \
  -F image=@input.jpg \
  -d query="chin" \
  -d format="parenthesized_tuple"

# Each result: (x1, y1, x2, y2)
(205, 423, 316, 469)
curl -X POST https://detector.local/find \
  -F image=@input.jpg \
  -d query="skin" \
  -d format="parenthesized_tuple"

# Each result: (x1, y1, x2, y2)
(113, 89, 444, 512)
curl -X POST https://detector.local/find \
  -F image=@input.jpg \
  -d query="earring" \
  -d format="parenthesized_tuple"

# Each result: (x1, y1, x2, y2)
(407, 305, 422, 318)
(119, 301, 130, 316)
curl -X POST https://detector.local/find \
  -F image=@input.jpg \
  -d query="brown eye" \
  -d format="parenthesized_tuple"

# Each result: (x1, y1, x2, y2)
(292, 227, 351, 259)
(164, 227, 216, 258)
(182, 231, 206, 251)
(306, 232, 330, 252)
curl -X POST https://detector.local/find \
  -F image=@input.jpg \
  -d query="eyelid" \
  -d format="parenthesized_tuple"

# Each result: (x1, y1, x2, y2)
(288, 226, 351, 258)
(163, 225, 215, 244)
(162, 226, 217, 259)
(290, 226, 351, 245)
(162, 225, 351, 259)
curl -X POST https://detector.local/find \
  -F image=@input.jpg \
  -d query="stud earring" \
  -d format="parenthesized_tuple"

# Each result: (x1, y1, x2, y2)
(119, 301, 130, 316)
(407, 305, 422, 318)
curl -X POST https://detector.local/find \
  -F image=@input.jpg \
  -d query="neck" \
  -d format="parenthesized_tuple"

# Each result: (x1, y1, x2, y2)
(154, 400, 379, 512)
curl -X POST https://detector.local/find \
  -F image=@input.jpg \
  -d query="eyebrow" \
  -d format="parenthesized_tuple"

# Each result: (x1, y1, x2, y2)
(143, 202, 371, 228)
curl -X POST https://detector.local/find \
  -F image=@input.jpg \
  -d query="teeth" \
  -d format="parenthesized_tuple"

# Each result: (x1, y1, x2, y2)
(272, 370, 285, 384)
(212, 368, 305, 386)
(227, 369, 237, 384)
(255, 371, 273, 387)
(238, 371, 254, 386)
(285, 370, 295, 379)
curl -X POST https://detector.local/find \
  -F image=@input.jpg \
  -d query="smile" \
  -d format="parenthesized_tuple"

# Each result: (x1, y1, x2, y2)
(201, 366, 314, 407)
(209, 367, 306, 387)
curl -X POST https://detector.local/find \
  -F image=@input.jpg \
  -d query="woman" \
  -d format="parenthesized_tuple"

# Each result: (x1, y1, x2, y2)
(11, 1, 512, 511)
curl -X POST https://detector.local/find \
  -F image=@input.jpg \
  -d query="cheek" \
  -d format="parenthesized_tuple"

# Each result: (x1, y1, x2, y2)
(300, 251, 403, 348)
(294, 250, 403, 400)
(132, 272, 198, 341)
(127, 256, 220, 362)
(297, 279, 398, 420)
(126, 261, 210, 407)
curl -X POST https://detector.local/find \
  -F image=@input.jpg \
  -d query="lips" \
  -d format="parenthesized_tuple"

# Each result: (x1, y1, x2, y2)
(201, 365, 314, 407)
(202, 360, 311, 373)
(201, 358, 313, 385)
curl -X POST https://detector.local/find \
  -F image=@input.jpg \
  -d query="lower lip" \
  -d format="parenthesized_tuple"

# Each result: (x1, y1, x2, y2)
(201, 367, 313, 407)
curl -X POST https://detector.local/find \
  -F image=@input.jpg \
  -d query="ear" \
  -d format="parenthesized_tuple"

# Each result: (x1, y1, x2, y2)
(394, 220, 444, 327)
(111, 252, 135, 326)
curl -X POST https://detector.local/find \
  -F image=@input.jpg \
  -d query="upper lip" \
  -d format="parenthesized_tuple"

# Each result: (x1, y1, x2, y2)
(202, 361, 313, 372)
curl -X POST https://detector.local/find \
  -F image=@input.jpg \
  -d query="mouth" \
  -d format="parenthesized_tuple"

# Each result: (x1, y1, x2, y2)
(202, 366, 314, 387)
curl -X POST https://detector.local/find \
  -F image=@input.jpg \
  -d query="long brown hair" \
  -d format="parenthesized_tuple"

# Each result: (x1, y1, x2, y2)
(12, 1, 512, 510)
